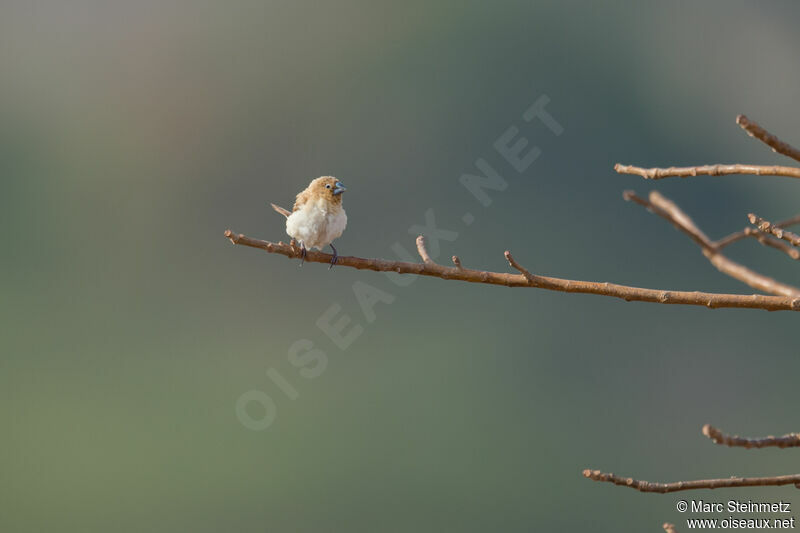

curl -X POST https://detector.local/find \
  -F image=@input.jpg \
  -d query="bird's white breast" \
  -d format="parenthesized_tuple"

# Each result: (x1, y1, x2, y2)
(285, 199, 347, 250)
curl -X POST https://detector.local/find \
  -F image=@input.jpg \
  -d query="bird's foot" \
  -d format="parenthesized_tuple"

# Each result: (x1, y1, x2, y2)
(299, 243, 307, 267)
(329, 244, 338, 270)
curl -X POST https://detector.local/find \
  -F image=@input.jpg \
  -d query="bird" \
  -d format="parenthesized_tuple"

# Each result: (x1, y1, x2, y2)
(271, 176, 347, 268)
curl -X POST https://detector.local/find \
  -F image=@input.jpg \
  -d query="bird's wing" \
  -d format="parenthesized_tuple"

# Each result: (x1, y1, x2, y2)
(292, 188, 311, 212)
(270, 203, 292, 218)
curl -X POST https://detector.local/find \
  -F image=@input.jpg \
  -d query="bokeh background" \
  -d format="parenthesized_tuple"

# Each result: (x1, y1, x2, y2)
(3, 1, 800, 531)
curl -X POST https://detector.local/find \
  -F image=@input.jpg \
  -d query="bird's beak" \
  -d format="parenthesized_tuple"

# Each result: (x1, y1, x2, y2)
(333, 181, 346, 195)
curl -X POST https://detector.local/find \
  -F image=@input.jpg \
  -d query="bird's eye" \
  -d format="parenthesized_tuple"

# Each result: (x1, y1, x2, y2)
(325, 184, 331, 189)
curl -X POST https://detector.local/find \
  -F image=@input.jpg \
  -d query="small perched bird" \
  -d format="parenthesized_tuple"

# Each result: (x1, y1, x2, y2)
(271, 176, 347, 268)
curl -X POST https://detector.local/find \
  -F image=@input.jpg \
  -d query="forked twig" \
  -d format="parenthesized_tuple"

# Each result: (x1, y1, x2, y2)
(739, 228, 800, 260)
(716, 213, 800, 250)
(749, 214, 800, 247)
(624, 191, 800, 298)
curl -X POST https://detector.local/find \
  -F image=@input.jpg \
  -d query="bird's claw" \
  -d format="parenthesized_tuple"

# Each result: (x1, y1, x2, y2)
(329, 244, 338, 270)
(299, 243, 307, 267)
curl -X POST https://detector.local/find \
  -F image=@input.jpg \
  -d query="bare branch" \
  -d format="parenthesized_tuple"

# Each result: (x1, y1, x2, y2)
(582, 469, 800, 494)
(224, 230, 800, 311)
(624, 191, 800, 298)
(716, 214, 800, 249)
(737, 114, 800, 163)
(703, 424, 800, 449)
(451, 255, 463, 268)
(663, 523, 678, 533)
(416, 235, 435, 265)
(615, 163, 800, 180)
(740, 229, 799, 260)
(504, 251, 535, 282)
(749, 214, 800, 247)
(624, 190, 710, 247)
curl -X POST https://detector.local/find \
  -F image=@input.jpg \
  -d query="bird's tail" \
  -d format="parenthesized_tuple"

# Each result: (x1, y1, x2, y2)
(270, 203, 292, 218)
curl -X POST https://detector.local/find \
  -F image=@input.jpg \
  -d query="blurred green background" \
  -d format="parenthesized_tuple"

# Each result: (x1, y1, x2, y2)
(3, 1, 800, 531)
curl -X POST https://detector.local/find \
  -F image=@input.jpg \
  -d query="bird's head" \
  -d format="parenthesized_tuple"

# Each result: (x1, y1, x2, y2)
(309, 176, 346, 205)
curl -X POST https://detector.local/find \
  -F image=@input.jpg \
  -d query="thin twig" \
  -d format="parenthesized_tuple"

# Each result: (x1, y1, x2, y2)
(451, 255, 463, 269)
(741, 229, 800, 260)
(582, 469, 800, 493)
(716, 214, 800, 249)
(624, 191, 800, 298)
(663, 523, 678, 533)
(737, 114, 800, 163)
(615, 163, 800, 180)
(224, 230, 800, 311)
(624, 190, 711, 248)
(504, 251, 535, 282)
(703, 424, 800, 449)
(749, 214, 800, 247)
(416, 235, 435, 265)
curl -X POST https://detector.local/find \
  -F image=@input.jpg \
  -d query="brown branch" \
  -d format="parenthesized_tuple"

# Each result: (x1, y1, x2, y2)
(624, 191, 800, 298)
(625, 190, 710, 247)
(703, 424, 800, 449)
(716, 213, 800, 249)
(615, 163, 800, 180)
(504, 251, 535, 282)
(739, 228, 800, 260)
(663, 524, 678, 533)
(737, 114, 800, 163)
(582, 469, 800, 493)
(415, 235, 434, 265)
(224, 230, 800, 311)
(749, 214, 800, 247)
